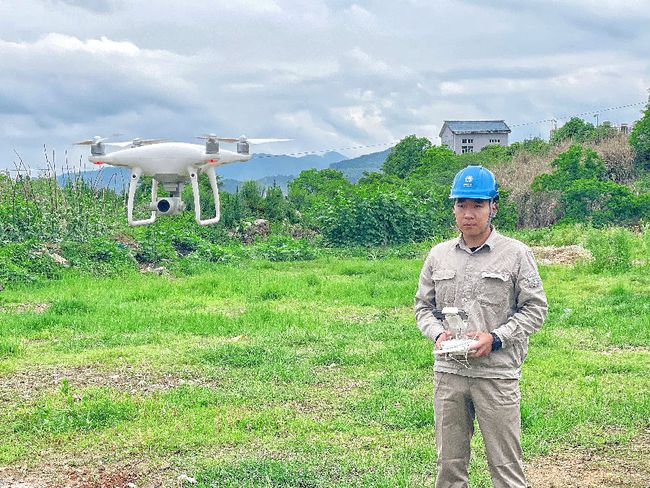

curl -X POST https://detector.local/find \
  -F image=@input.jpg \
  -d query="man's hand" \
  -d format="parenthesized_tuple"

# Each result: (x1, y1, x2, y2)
(466, 332, 493, 357)
(435, 331, 453, 349)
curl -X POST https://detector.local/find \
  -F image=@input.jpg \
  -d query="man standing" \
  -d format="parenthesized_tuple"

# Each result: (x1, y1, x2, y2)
(414, 165, 547, 488)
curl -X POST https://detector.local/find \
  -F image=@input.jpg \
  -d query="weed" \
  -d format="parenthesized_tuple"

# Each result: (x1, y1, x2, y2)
(586, 227, 633, 272)
(0, 338, 21, 359)
(13, 389, 137, 434)
(195, 459, 322, 487)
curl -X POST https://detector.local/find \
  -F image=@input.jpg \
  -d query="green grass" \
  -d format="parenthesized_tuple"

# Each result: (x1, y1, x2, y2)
(0, 257, 648, 486)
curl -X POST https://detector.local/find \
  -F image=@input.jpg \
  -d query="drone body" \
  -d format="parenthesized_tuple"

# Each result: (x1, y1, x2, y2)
(89, 142, 251, 174)
(77, 135, 289, 226)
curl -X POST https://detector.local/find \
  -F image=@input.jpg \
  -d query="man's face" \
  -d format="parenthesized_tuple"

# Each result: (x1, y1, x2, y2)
(453, 198, 495, 238)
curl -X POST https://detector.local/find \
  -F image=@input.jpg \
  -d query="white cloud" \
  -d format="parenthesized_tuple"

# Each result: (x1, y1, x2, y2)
(0, 0, 649, 168)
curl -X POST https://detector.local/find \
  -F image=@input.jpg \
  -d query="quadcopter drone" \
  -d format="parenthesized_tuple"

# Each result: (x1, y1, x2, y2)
(75, 135, 290, 226)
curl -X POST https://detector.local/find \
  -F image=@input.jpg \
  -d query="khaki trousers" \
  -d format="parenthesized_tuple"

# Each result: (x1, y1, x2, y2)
(434, 372, 526, 488)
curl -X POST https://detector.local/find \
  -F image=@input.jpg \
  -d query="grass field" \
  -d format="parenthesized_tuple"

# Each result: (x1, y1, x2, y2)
(0, 256, 649, 487)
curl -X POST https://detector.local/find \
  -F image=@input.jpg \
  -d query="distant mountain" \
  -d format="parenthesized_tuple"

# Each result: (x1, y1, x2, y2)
(57, 167, 129, 193)
(329, 148, 391, 182)
(216, 151, 347, 180)
(56, 151, 346, 194)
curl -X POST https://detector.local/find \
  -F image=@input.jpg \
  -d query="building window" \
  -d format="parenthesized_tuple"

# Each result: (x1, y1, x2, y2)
(461, 145, 474, 154)
(489, 138, 501, 143)
(461, 138, 474, 144)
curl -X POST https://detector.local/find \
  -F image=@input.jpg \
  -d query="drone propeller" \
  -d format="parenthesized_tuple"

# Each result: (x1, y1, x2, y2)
(196, 134, 292, 144)
(75, 136, 109, 145)
(74, 133, 122, 145)
(108, 138, 168, 148)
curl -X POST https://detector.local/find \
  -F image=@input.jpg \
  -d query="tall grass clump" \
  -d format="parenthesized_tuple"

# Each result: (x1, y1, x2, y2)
(0, 338, 21, 359)
(585, 227, 633, 273)
(0, 165, 124, 245)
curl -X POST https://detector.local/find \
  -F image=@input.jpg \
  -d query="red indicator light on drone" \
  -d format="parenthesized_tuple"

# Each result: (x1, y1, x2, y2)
(94, 161, 105, 165)
(207, 159, 218, 163)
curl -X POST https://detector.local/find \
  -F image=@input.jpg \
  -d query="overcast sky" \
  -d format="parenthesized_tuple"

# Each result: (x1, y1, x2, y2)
(1, 0, 649, 173)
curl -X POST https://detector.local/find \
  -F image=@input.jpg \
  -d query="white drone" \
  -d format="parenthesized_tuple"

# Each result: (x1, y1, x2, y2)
(75, 135, 290, 226)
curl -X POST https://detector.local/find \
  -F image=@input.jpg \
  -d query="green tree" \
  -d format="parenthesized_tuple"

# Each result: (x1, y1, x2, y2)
(220, 190, 245, 228)
(630, 96, 650, 171)
(288, 168, 350, 211)
(507, 137, 550, 156)
(240, 180, 264, 218)
(550, 117, 596, 145)
(409, 145, 462, 184)
(262, 184, 287, 221)
(382, 135, 432, 178)
(533, 145, 606, 191)
(533, 144, 644, 226)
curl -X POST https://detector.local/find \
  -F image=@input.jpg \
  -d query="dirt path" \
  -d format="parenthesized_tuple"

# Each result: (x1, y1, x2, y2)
(2, 430, 649, 487)
(525, 428, 650, 487)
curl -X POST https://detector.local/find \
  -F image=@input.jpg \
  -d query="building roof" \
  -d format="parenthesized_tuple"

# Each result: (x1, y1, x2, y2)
(440, 120, 511, 136)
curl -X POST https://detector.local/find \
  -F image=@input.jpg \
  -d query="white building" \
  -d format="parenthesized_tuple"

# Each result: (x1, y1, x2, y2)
(439, 120, 511, 154)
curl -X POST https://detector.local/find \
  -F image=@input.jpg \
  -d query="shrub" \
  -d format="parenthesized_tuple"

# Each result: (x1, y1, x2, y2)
(630, 97, 650, 171)
(60, 238, 136, 274)
(133, 227, 177, 264)
(250, 236, 319, 262)
(0, 242, 61, 284)
(532, 145, 646, 227)
(191, 243, 245, 264)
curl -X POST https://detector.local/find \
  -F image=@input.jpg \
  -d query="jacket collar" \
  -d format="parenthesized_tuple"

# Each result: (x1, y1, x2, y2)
(456, 226, 499, 253)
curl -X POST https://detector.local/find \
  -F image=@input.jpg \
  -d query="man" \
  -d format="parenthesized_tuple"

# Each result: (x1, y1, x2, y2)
(414, 165, 547, 488)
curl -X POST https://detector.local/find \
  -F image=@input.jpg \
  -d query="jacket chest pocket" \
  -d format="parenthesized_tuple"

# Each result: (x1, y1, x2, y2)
(476, 271, 512, 306)
(431, 269, 456, 307)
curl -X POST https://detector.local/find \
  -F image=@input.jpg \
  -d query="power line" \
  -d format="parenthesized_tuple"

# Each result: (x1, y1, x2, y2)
(509, 101, 646, 128)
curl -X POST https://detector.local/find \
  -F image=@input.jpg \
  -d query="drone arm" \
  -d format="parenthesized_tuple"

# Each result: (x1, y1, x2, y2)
(189, 166, 221, 226)
(127, 167, 157, 226)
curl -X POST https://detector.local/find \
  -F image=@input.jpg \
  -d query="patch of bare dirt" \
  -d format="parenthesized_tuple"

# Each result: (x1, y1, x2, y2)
(525, 428, 650, 487)
(0, 303, 49, 314)
(138, 265, 168, 276)
(0, 364, 218, 406)
(531, 245, 592, 266)
(601, 346, 650, 355)
(0, 456, 168, 488)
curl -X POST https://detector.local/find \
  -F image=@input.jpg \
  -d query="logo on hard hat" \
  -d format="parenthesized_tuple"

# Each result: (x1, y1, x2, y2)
(464, 175, 473, 187)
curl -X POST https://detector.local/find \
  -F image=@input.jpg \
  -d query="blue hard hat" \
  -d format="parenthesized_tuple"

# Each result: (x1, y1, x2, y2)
(449, 165, 499, 200)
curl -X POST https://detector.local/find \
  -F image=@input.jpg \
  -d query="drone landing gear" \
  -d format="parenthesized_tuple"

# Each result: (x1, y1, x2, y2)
(125, 166, 222, 226)
(188, 166, 221, 226)
(127, 167, 157, 226)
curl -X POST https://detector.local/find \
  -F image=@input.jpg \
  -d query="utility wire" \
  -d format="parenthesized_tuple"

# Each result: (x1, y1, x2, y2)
(509, 101, 646, 128)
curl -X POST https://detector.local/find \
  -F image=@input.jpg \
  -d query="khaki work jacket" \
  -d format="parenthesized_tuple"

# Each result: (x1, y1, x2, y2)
(414, 229, 548, 379)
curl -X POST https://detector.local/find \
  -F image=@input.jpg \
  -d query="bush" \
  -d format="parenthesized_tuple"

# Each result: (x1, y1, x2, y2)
(630, 97, 650, 171)
(191, 243, 246, 264)
(533, 145, 647, 227)
(133, 227, 177, 264)
(0, 242, 61, 284)
(60, 238, 136, 275)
